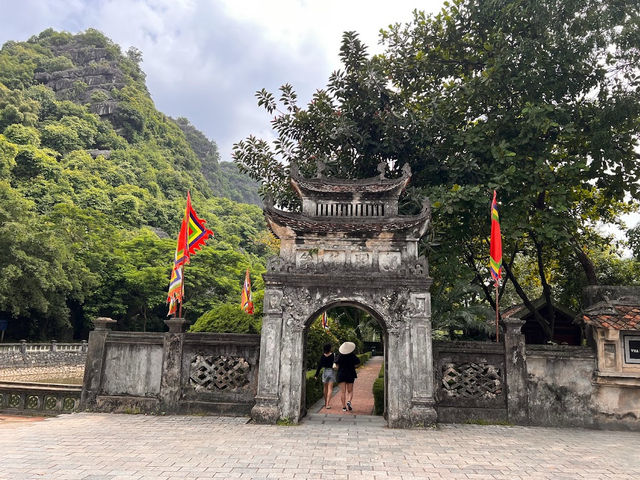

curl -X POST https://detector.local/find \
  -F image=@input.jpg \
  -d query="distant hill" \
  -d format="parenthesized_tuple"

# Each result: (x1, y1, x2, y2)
(173, 117, 261, 206)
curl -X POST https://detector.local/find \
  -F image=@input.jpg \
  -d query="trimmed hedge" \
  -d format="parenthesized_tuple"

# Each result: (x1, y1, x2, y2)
(357, 351, 372, 366)
(305, 370, 324, 409)
(373, 377, 384, 415)
(373, 362, 385, 415)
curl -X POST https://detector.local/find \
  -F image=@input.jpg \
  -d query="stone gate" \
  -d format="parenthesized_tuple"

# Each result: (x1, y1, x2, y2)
(251, 163, 437, 427)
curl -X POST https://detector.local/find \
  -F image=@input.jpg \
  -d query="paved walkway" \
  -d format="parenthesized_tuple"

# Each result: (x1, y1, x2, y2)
(316, 355, 382, 415)
(0, 412, 639, 479)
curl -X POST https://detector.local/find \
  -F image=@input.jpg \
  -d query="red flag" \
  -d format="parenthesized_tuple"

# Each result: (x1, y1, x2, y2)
(240, 269, 254, 314)
(489, 190, 503, 286)
(167, 192, 213, 316)
(174, 192, 214, 268)
(321, 311, 329, 330)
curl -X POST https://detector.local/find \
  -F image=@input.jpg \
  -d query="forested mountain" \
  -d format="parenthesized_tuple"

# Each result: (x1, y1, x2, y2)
(174, 117, 261, 205)
(0, 28, 269, 341)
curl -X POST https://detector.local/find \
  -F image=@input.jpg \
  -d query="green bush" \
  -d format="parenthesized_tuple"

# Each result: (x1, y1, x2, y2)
(189, 303, 260, 334)
(329, 321, 363, 353)
(373, 377, 384, 416)
(41, 122, 81, 152)
(356, 351, 371, 366)
(373, 362, 384, 415)
(305, 322, 339, 369)
(305, 370, 324, 409)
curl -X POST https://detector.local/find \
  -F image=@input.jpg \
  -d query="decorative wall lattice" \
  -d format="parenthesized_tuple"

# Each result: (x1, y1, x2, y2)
(189, 355, 251, 392)
(441, 362, 503, 399)
(0, 387, 81, 413)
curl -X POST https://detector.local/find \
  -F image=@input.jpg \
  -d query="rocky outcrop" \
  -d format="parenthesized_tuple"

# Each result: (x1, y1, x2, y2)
(34, 43, 130, 120)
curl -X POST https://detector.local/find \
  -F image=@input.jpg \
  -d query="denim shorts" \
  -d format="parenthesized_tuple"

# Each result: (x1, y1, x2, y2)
(322, 368, 336, 383)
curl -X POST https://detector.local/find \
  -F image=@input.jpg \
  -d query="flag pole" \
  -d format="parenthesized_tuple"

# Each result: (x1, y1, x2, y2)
(495, 282, 500, 342)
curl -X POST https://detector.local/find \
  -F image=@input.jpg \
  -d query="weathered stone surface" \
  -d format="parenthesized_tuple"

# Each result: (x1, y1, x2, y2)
(502, 317, 529, 424)
(81, 328, 260, 415)
(0, 351, 86, 369)
(526, 344, 598, 428)
(255, 167, 436, 427)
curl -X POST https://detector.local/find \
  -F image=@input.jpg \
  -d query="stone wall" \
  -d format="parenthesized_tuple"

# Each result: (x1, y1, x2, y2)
(526, 345, 597, 428)
(433, 340, 507, 423)
(434, 336, 640, 430)
(0, 342, 87, 368)
(81, 320, 260, 415)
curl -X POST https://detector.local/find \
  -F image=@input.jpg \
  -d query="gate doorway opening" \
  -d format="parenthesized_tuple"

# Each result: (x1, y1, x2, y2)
(303, 304, 386, 419)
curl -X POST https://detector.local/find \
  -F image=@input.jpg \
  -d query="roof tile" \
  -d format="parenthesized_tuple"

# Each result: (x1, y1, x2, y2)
(582, 301, 640, 331)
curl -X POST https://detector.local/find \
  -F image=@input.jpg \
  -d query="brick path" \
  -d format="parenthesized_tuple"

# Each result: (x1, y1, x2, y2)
(0, 412, 639, 479)
(317, 355, 382, 415)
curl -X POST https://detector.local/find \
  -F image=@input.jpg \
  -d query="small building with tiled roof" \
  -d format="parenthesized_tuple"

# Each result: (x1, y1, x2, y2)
(581, 296, 640, 373)
(502, 298, 581, 345)
(575, 290, 640, 419)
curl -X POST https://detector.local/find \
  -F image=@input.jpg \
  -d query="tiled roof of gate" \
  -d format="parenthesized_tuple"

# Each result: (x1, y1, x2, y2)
(289, 163, 411, 196)
(291, 175, 410, 195)
(264, 204, 430, 235)
(581, 297, 640, 331)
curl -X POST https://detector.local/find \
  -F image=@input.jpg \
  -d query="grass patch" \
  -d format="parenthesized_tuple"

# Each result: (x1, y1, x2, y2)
(464, 418, 513, 426)
(276, 417, 298, 426)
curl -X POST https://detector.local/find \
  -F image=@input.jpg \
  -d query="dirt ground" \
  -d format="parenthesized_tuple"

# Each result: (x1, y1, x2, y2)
(0, 365, 84, 384)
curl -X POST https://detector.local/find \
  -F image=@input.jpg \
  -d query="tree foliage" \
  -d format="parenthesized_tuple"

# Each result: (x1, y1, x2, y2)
(235, 0, 640, 340)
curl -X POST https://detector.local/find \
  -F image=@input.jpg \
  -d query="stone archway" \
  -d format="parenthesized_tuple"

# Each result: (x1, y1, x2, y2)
(251, 164, 437, 428)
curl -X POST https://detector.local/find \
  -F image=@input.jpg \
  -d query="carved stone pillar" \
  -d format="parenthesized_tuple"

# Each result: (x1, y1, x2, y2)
(408, 315, 437, 426)
(502, 316, 529, 424)
(159, 318, 187, 411)
(278, 321, 306, 421)
(251, 287, 283, 423)
(80, 317, 116, 409)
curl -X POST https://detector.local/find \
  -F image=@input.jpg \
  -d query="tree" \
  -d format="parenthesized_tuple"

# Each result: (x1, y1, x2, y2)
(234, 0, 640, 340)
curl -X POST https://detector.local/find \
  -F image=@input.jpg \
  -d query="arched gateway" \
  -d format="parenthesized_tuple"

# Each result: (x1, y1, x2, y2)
(251, 164, 436, 428)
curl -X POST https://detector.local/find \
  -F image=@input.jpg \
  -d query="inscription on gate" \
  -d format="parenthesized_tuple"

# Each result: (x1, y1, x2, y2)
(189, 354, 251, 392)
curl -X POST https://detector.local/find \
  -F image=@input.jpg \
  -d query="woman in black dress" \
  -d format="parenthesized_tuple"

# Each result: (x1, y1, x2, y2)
(335, 341, 360, 412)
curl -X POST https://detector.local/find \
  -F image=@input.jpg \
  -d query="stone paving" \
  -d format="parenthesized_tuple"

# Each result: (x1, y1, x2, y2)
(316, 355, 382, 415)
(1, 412, 639, 479)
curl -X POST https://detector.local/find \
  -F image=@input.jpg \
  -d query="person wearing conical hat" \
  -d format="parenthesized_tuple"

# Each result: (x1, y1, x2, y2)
(334, 341, 360, 412)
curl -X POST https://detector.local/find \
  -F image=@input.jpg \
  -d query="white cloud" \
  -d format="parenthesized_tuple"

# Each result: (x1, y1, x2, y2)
(0, 0, 442, 161)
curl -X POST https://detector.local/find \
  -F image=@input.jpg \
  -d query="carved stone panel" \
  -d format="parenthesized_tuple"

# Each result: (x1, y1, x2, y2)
(189, 354, 251, 392)
(351, 252, 372, 268)
(320, 250, 346, 267)
(379, 252, 402, 272)
(441, 362, 503, 399)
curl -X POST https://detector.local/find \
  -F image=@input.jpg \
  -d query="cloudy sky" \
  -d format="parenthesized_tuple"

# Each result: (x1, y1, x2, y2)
(0, 0, 444, 162)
